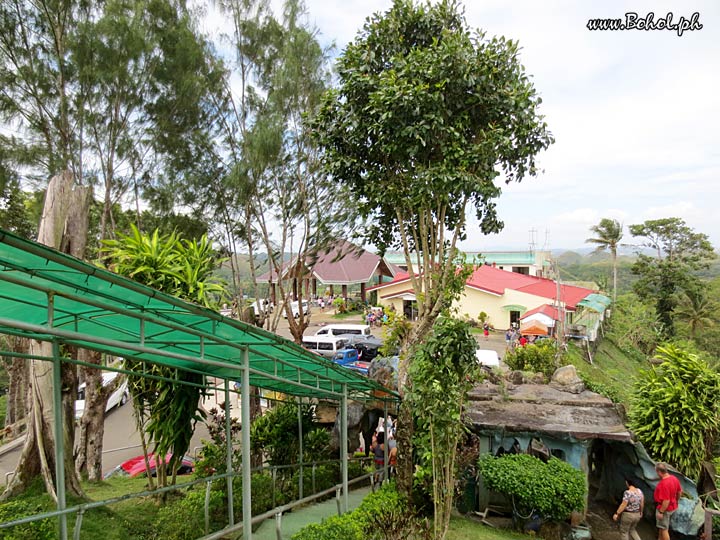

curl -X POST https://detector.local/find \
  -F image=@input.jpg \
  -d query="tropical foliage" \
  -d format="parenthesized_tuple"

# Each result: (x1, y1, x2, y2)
(630, 344, 720, 479)
(102, 226, 225, 487)
(407, 317, 480, 540)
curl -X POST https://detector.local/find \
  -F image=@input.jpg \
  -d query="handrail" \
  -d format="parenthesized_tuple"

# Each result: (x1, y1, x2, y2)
(0, 456, 374, 532)
(198, 471, 374, 540)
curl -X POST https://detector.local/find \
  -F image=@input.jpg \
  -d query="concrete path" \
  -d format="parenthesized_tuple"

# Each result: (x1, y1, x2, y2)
(252, 486, 373, 540)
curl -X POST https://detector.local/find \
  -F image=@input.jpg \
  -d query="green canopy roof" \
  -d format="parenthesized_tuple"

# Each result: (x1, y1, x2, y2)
(0, 229, 397, 402)
(577, 293, 612, 313)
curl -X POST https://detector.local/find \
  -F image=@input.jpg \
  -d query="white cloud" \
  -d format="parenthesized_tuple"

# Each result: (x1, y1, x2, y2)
(202, 0, 720, 251)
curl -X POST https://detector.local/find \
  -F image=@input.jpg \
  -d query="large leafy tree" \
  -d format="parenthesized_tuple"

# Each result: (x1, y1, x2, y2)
(586, 218, 623, 304)
(630, 344, 720, 479)
(312, 0, 553, 375)
(311, 0, 552, 494)
(102, 226, 226, 488)
(629, 218, 716, 337)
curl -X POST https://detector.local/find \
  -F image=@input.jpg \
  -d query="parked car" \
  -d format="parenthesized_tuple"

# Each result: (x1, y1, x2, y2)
(340, 334, 383, 361)
(103, 453, 194, 479)
(282, 300, 309, 319)
(333, 349, 371, 375)
(75, 371, 129, 419)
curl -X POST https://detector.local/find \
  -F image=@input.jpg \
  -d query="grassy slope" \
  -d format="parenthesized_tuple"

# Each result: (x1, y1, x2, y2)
(565, 336, 646, 410)
(1, 477, 162, 540)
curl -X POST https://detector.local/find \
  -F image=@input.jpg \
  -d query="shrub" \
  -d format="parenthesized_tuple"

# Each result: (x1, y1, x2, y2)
(291, 514, 363, 540)
(0, 500, 54, 540)
(292, 482, 429, 540)
(478, 454, 586, 522)
(504, 340, 559, 378)
(155, 488, 225, 540)
(251, 402, 315, 466)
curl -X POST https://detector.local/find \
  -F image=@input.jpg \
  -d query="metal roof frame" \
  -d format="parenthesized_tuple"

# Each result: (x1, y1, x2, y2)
(0, 228, 399, 403)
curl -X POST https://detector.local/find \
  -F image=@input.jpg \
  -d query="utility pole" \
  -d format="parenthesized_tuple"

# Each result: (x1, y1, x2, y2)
(553, 259, 565, 360)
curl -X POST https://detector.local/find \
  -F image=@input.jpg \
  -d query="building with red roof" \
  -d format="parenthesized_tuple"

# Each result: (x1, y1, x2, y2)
(257, 239, 399, 302)
(367, 263, 598, 329)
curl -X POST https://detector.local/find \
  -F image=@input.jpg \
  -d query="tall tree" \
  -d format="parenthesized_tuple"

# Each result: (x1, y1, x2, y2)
(0, 0, 79, 181)
(629, 218, 716, 337)
(3, 171, 90, 501)
(73, 0, 225, 244)
(177, 0, 351, 343)
(311, 0, 552, 495)
(586, 218, 623, 304)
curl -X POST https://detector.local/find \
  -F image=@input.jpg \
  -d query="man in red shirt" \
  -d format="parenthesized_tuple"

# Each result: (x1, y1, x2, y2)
(653, 462, 682, 540)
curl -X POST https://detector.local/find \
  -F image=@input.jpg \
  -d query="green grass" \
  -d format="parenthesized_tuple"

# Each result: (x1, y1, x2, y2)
(0, 476, 173, 540)
(331, 310, 364, 320)
(565, 337, 646, 410)
(447, 515, 536, 539)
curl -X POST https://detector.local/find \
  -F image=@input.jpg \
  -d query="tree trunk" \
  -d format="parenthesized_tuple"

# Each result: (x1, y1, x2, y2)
(75, 350, 112, 482)
(2, 171, 88, 501)
(3, 337, 30, 429)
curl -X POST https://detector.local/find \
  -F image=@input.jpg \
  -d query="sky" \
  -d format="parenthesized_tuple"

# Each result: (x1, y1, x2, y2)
(203, 0, 720, 252)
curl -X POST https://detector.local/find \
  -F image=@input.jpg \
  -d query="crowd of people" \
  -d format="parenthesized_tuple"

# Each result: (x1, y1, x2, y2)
(504, 327, 544, 350)
(365, 307, 388, 327)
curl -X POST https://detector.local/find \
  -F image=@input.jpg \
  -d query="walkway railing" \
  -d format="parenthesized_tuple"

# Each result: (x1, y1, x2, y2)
(0, 455, 375, 540)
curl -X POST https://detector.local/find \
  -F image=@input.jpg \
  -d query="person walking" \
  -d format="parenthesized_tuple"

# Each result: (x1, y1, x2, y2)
(613, 477, 644, 540)
(483, 322, 490, 341)
(653, 463, 682, 540)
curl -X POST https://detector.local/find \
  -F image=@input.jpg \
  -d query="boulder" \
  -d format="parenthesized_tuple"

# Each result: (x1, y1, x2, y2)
(549, 365, 585, 394)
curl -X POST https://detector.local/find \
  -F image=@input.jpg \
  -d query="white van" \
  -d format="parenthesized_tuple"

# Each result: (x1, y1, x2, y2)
(301, 336, 350, 358)
(282, 300, 310, 319)
(313, 324, 371, 338)
(75, 371, 129, 419)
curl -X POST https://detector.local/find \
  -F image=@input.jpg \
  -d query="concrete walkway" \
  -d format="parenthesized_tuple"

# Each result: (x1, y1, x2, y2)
(251, 486, 373, 540)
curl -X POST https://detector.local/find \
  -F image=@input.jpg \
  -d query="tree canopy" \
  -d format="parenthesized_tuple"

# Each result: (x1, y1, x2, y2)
(630, 218, 716, 337)
(314, 0, 552, 255)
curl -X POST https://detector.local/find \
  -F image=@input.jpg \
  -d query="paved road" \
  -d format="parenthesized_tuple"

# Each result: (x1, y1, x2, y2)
(0, 401, 210, 484)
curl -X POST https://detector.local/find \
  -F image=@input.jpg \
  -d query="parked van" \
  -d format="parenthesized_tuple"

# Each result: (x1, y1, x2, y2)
(282, 300, 309, 319)
(313, 324, 371, 338)
(301, 336, 350, 358)
(75, 371, 129, 419)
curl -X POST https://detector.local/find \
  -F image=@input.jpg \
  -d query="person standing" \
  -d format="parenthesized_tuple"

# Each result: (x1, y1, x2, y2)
(613, 477, 644, 540)
(483, 322, 490, 341)
(653, 463, 682, 540)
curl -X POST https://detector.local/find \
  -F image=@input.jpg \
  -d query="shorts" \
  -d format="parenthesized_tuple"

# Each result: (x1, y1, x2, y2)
(656, 509, 674, 530)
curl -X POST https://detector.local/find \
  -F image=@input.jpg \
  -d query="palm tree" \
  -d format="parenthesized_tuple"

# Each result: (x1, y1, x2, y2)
(674, 287, 716, 338)
(586, 218, 624, 304)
